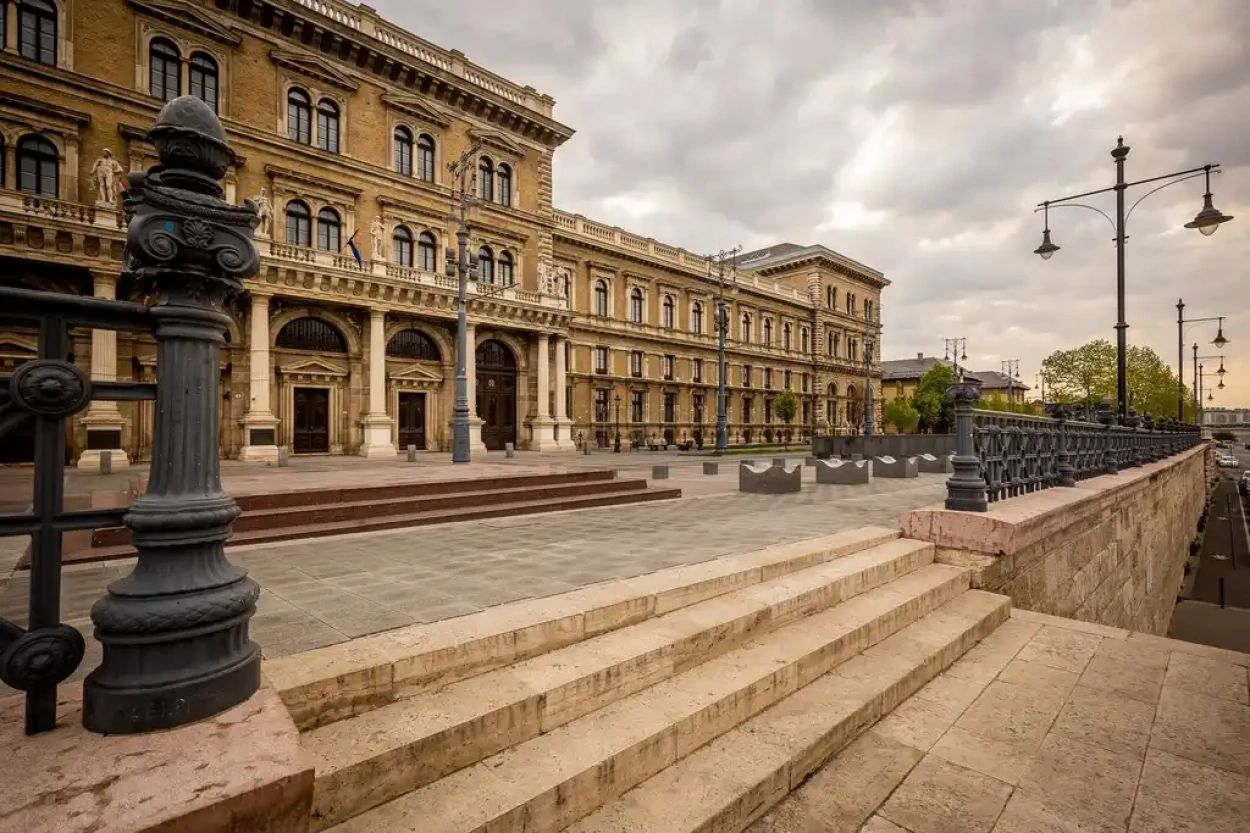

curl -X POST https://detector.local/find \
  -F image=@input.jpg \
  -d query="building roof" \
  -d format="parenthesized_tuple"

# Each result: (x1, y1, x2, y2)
(880, 356, 965, 381)
(969, 370, 1031, 392)
(735, 243, 889, 286)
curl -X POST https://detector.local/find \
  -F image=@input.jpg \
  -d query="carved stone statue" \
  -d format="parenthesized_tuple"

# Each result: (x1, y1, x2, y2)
(370, 216, 385, 261)
(555, 266, 571, 299)
(252, 187, 273, 237)
(537, 261, 553, 295)
(90, 149, 126, 207)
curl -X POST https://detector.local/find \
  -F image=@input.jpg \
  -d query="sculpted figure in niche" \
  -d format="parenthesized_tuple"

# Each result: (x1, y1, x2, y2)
(371, 216, 385, 260)
(252, 187, 273, 237)
(91, 149, 126, 207)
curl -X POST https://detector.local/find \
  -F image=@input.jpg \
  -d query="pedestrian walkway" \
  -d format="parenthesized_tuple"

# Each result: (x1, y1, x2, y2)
(0, 460, 948, 694)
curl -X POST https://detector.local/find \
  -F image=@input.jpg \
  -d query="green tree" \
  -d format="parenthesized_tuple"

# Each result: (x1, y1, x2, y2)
(882, 399, 920, 433)
(774, 388, 799, 446)
(975, 392, 1012, 412)
(912, 364, 957, 433)
(1041, 339, 1194, 421)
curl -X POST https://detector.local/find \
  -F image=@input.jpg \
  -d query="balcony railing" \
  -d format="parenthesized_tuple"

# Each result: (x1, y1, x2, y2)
(943, 383, 1204, 512)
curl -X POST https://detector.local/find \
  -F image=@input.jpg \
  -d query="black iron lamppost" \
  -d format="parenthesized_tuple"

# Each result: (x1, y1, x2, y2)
(707, 247, 740, 454)
(1195, 354, 1227, 425)
(445, 143, 483, 464)
(1002, 359, 1020, 413)
(1034, 139, 1232, 421)
(863, 337, 875, 437)
(1036, 370, 1047, 409)
(613, 393, 622, 453)
(83, 97, 262, 733)
(943, 337, 968, 379)
(1176, 299, 1228, 420)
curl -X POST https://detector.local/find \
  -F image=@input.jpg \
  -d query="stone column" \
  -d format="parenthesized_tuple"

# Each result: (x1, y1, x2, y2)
(359, 308, 396, 458)
(554, 334, 572, 448)
(238, 292, 280, 462)
(77, 271, 130, 471)
(530, 332, 556, 450)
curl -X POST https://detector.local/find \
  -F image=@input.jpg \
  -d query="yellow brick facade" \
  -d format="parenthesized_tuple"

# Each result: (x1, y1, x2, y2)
(0, 0, 885, 465)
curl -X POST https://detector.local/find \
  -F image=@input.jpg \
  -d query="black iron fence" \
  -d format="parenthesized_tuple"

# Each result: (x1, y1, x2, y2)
(0, 96, 262, 736)
(944, 382, 1203, 512)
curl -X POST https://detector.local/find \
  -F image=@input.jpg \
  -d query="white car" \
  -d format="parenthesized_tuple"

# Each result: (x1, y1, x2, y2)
(1217, 455, 1241, 468)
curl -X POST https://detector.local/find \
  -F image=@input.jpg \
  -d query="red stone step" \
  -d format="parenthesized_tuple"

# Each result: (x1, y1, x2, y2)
(91, 478, 643, 547)
(66, 484, 681, 567)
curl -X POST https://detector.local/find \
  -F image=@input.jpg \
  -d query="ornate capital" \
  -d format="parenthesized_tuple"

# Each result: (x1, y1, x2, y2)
(944, 381, 981, 403)
(123, 96, 259, 305)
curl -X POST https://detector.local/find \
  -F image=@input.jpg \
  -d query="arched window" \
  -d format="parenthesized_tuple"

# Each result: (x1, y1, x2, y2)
(629, 288, 644, 323)
(392, 225, 413, 266)
(149, 38, 181, 102)
(417, 231, 436, 271)
(801, 327, 809, 354)
(498, 250, 514, 285)
(189, 52, 219, 112)
(287, 88, 312, 144)
(386, 329, 440, 361)
(496, 163, 512, 206)
(18, 0, 57, 66)
(783, 323, 792, 351)
(594, 280, 608, 316)
(826, 285, 833, 309)
(276, 317, 347, 353)
(477, 246, 495, 283)
(662, 295, 675, 329)
(763, 319, 772, 346)
(284, 199, 311, 247)
(394, 126, 413, 175)
(316, 207, 341, 251)
(316, 98, 340, 153)
(742, 313, 752, 343)
(416, 134, 435, 181)
(477, 156, 494, 201)
(691, 302, 703, 334)
(16, 135, 57, 196)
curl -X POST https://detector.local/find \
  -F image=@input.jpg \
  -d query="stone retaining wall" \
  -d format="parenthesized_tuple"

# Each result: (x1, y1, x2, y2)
(898, 446, 1208, 635)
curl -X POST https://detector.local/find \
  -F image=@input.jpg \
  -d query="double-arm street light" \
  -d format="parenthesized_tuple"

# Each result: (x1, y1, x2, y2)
(1034, 138, 1233, 421)
(944, 338, 968, 380)
(1176, 299, 1229, 420)
(707, 247, 740, 454)
(1192, 342, 1227, 421)
(1001, 359, 1020, 413)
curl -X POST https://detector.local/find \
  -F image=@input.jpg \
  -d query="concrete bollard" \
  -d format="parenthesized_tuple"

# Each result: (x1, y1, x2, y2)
(505, 442, 515, 459)
(703, 461, 719, 475)
(99, 450, 112, 476)
(652, 464, 669, 480)
(583, 442, 592, 455)
(407, 444, 417, 463)
(277, 447, 289, 467)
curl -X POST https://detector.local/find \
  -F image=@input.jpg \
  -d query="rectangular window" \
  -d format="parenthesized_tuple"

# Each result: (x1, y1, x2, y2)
(594, 346, 608, 374)
(802, 372, 809, 393)
(693, 358, 703, 383)
(630, 351, 643, 378)
(743, 397, 753, 423)
(764, 368, 773, 390)
(663, 392, 675, 423)
(765, 399, 774, 424)
(784, 370, 792, 390)
(594, 388, 609, 422)
(833, 333, 841, 358)
(802, 400, 810, 425)
(693, 394, 705, 424)
(663, 355, 674, 380)
(742, 365, 752, 387)
(630, 390, 645, 423)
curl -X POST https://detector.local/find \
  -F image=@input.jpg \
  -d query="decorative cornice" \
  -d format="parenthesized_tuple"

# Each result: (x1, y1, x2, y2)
(265, 164, 363, 198)
(470, 218, 530, 245)
(270, 49, 361, 92)
(380, 93, 451, 128)
(0, 91, 92, 129)
(128, 0, 242, 46)
(468, 128, 525, 158)
(375, 195, 447, 225)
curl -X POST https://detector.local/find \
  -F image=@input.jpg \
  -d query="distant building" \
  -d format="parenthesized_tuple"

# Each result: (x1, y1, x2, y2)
(1203, 407, 1250, 426)
(880, 354, 1028, 406)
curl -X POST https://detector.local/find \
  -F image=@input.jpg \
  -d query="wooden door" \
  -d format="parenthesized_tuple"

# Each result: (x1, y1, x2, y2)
(397, 392, 426, 451)
(293, 387, 330, 453)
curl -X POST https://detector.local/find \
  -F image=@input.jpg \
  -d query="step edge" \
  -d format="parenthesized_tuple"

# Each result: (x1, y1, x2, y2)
(311, 567, 974, 833)
(267, 526, 901, 731)
(563, 590, 1012, 833)
(301, 543, 942, 820)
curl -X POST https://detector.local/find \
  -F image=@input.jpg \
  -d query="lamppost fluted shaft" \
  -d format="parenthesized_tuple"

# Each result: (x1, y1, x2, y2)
(716, 299, 728, 452)
(1177, 299, 1185, 420)
(448, 145, 480, 464)
(1113, 141, 1129, 420)
(863, 337, 873, 437)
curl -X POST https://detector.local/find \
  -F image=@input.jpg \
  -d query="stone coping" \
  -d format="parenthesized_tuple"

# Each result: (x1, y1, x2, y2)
(0, 681, 312, 833)
(264, 525, 902, 731)
(899, 446, 1205, 558)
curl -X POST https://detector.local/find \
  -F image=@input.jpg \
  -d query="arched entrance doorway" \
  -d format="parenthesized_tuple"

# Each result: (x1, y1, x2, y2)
(476, 339, 517, 450)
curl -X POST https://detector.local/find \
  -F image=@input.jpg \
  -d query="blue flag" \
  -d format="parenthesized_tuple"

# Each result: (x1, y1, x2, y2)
(344, 231, 363, 264)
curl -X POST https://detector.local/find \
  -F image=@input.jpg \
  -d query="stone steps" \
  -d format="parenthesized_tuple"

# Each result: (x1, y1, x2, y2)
(75, 471, 680, 563)
(295, 557, 1005, 833)
(303, 537, 940, 829)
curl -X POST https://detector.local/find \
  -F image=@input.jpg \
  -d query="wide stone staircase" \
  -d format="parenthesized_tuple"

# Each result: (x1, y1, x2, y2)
(73, 470, 679, 563)
(264, 526, 1011, 833)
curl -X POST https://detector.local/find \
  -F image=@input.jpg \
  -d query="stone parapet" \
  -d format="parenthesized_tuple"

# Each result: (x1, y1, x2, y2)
(898, 445, 1207, 635)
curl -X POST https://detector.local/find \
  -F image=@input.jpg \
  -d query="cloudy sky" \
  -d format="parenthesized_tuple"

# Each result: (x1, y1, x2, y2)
(375, 0, 1250, 408)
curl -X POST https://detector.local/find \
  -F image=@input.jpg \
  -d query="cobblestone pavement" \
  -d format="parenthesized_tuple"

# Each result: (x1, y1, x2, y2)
(0, 456, 946, 693)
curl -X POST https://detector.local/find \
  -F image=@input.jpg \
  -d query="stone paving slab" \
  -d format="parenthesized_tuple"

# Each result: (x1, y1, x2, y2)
(748, 608, 1250, 833)
(0, 467, 947, 695)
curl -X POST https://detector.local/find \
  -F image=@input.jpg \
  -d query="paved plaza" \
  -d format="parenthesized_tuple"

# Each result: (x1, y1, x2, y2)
(0, 452, 947, 693)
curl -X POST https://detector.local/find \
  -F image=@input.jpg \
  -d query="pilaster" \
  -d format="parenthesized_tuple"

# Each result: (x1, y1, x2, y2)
(238, 292, 280, 462)
(359, 309, 396, 458)
(77, 271, 130, 471)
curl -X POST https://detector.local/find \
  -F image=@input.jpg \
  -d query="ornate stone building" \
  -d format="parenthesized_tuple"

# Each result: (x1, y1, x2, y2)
(0, 0, 885, 466)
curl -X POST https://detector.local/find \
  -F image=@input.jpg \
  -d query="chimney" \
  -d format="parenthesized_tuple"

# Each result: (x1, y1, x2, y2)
(916, 352, 924, 361)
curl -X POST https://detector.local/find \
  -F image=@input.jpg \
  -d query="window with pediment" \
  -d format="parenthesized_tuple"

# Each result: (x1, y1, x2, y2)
(18, 0, 57, 66)
(316, 207, 341, 251)
(594, 280, 609, 316)
(16, 134, 57, 197)
(662, 295, 675, 329)
(783, 323, 792, 351)
(392, 225, 413, 266)
(149, 38, 181, 102)
(287, 88, 312, 144)
(629, 288, 644, 323)
(691, 302, 703, 334)
(316, 98, 340, 153)
(477, 156, 494, 201)
(394, 126, 413, 175)
(763, 319, 772, 346)
(477, 246, 494, 283)
(285, 199, 311, 246)
(417, 231, 436, 271)
(497, 163, 512, 206)
(498, 250, 514, 285)
(189, 53, 219, 112)
(417, 134, 435, 181)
